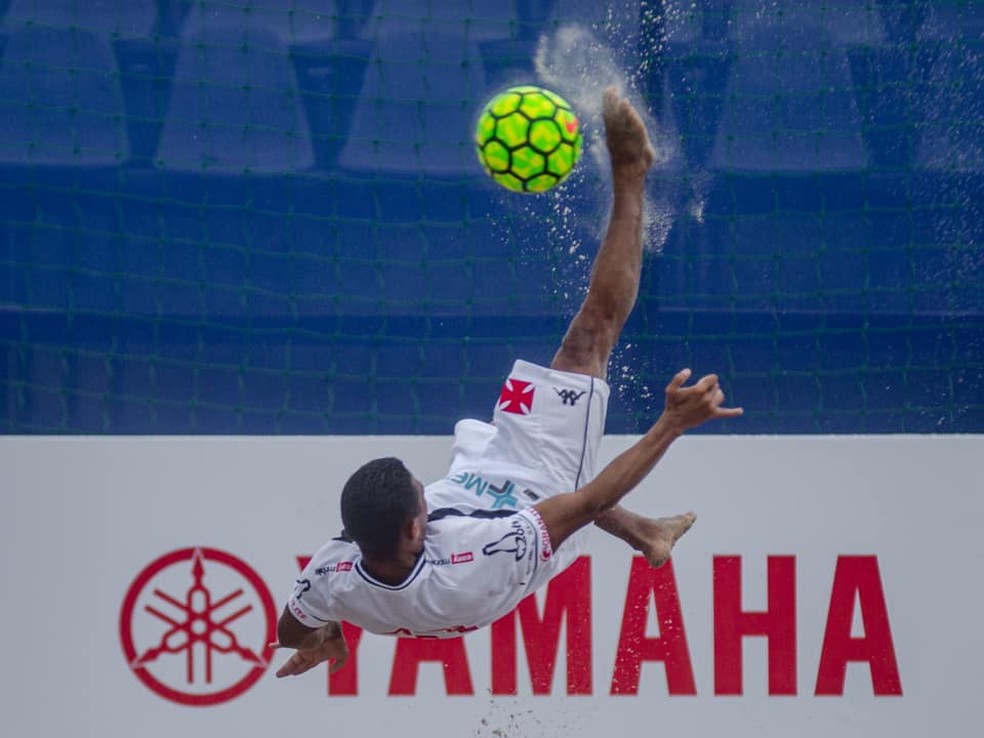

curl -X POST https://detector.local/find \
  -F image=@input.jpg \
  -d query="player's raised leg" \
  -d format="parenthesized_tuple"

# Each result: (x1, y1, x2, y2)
(550, 86, 655, 378)
(551, 87, 693, 568)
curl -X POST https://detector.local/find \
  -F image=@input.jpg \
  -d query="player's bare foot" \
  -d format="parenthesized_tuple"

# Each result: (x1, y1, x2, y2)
(603, 86, 656, 177)
(640, 512, 696, 568)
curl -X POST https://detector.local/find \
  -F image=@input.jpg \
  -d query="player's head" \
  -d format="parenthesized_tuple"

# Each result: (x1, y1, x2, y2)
(340, 457, 426, 560)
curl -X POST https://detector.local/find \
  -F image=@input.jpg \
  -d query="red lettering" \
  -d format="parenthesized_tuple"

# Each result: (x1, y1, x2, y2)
(297, 552, 902, 700)
(815, 556, 902, 696)
(327, 622, 363, 695)
(610, 557, 696, 695)
(296, 555, 364, 696)
(490, 556, 592, 695)
(714, 555, 796, 695)
(389, 638, 474, 695)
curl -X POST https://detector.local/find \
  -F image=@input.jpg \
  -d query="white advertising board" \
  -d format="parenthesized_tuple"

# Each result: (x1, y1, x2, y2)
(0, 435, 980, 737)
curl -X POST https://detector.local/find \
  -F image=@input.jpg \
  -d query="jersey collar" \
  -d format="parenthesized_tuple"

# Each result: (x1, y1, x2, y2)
(355, 553, 426, 591)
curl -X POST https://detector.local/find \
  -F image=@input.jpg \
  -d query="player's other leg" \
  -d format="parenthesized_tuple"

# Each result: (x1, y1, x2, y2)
(597, 508, 697, 568)
(551, 87, 693, 568)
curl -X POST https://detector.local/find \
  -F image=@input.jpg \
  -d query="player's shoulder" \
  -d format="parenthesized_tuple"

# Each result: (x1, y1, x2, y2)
(304, 533, 360, 573)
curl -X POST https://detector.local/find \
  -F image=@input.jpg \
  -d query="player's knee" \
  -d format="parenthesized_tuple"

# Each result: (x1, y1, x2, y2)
(560, 322, 595, 357)
(556, 320, 616, 374)
(571, 304, 620, 347)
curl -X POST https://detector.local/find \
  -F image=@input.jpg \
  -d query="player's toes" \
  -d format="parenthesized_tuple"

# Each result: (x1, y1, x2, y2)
(602, 87, 621, 122)
(674, 512, 697, 539)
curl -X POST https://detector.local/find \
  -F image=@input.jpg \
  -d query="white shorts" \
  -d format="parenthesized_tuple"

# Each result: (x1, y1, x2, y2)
(425, 359, 611, 514)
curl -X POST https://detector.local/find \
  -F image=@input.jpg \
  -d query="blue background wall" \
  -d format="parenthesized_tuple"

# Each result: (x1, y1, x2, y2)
(1, 0, 981, 434)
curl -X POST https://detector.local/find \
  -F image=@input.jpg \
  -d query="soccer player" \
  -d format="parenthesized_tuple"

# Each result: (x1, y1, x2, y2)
(272, 87, 742, 678)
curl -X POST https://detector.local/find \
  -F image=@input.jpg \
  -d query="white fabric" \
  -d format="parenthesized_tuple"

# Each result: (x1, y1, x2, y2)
(287, 360, 610, 638)
(428, 359, 610, 513)
(288, 507, 555, 637)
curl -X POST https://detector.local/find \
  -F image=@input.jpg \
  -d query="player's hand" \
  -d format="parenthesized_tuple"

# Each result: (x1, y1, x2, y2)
(270, 628, 349, 678)
(662, 368, 743, 431)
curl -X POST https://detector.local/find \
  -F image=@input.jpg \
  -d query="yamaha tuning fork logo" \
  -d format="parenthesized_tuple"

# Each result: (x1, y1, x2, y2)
(119, 547, 277, 706)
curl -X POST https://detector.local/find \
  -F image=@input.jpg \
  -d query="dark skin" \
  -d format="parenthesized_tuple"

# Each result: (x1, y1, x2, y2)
(271, 480, 428, 676)
(272, 367, 740, 678)
(271, 87, 742, 679)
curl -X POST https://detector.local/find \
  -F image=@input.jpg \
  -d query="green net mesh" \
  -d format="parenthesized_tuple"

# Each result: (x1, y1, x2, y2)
(0, 0, 981, 434)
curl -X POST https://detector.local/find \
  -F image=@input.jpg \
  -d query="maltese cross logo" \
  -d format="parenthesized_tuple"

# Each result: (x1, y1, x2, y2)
(498, 378, 535, 415)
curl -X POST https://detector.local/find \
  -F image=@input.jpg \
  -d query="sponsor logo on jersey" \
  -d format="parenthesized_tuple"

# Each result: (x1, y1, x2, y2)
(498, 378, 535, 415)
(294, 577, 312, 596)
(290, 602, 308, 621)
(386, 625, 480, 638)
(531, 510, 552, 560)
(314, 561, 354, 575)
(427, 551, 475, 567)
(554, 386, 586, 406)
(482, 520, 529, 561)
(449, 471, 520, 509)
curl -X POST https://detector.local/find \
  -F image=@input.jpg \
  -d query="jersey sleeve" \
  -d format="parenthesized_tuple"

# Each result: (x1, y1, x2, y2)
(285, 549, 344, 628)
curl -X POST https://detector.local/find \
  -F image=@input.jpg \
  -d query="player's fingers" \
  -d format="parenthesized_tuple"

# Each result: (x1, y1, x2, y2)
(276, 660, 297, 678)
(715, 406, 744, 418)
(328, 655, 349, 675)
(667, 368, 692, 391)
(268, 642, 282, 650)
(602, 86, 619, 117)
(619, 97, 633, 119)
(695, 373, 718, 392)
(292, 659, 321, 676)
(290, 652, 321, 677)
(712, 388, 725, 406)
(276, 652, 310, 678)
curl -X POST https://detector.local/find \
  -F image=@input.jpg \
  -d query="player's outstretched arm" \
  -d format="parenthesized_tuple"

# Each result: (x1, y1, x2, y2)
(271, 607, 349, 678)
(534, 369, 742, 551)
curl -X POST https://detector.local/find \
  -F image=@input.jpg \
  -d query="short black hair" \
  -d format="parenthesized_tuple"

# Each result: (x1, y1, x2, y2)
(340, 457, 419, 559)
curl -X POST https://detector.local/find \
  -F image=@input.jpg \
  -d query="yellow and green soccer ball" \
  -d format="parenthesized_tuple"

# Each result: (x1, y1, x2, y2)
(475, 86, 583, 193)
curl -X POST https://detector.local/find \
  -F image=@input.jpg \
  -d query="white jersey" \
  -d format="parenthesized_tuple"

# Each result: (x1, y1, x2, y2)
(288, 507, 560, 637)
(287, 360, 610, 638)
